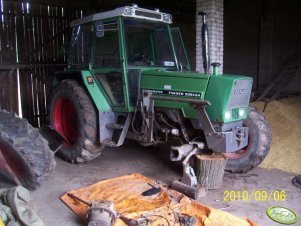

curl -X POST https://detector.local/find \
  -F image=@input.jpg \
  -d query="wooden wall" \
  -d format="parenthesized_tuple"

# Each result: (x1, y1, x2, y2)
(0, 0, 82, 127)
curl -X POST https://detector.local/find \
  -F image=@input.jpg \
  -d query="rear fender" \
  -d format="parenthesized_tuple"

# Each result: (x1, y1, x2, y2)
(81, 71, 111, 112)
(80, 71, 115, 143)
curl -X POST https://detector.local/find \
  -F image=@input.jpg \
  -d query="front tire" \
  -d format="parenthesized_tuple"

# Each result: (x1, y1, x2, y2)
(225, 107, 272, 173)
(49, 80, 103, 163)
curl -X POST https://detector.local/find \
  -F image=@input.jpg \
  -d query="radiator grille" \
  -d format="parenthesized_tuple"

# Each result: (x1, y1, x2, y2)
(227, 79, 252, 109)
(232, 108, 239, 119)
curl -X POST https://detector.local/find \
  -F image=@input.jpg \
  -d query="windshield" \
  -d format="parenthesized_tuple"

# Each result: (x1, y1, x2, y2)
(124, 19, 176, 68)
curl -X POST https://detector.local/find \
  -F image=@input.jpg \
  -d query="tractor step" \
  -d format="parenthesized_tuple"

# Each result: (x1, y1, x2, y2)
(102, 113, 133, 147)
(102, 139, 117, 147)
(106, 123, 124, 130)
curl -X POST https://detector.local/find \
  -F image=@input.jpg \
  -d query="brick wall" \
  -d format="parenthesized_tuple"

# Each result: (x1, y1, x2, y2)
(196, 0, 224, 73)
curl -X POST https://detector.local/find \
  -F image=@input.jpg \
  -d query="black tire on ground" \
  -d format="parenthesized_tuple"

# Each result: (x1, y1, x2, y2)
(49, 79, 103, 163)
(0, 110, 55, 189)
(225, 107, 272, 173)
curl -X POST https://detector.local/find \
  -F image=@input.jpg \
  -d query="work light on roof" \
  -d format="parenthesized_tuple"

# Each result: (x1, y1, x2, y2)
(124, 7, 134, 16)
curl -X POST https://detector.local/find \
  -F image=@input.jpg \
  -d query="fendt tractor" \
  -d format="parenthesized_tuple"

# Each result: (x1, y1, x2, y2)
(49, 5, 271, 181)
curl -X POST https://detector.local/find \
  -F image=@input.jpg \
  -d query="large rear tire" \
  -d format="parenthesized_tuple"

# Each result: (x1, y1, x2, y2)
(49, 79, 103, 163)
(0, 110, 55, 189)
(225, 107, 272, 173)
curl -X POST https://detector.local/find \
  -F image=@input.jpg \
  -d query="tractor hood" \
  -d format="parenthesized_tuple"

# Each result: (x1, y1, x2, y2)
(141, 70, 210, 100)
(141, 70, 253, 122)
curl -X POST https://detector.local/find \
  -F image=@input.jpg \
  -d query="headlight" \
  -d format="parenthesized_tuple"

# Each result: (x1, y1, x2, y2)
(239, 108, 245, 117)
(224, 110, 231, 120)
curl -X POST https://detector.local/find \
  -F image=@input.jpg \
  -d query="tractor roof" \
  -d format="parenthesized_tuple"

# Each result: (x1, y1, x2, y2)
(70, 5, 172, 27)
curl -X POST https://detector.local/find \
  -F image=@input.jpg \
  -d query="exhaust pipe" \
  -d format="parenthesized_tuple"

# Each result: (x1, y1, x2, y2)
(198, 11, 210, 74)
(170, 142, 205, 161)
(170, 144, 194, 161)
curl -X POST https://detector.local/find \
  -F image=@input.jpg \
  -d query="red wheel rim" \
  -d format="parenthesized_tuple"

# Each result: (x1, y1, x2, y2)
(52, 97, 79, 147)
(0, 139, 31, 185)
(224, 135, 252, 159)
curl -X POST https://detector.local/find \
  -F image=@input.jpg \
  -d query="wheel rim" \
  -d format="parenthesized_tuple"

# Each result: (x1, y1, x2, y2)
(224, 134, 252, 159)
(53, 97, 79, 147)
(0, 140, 32, 186)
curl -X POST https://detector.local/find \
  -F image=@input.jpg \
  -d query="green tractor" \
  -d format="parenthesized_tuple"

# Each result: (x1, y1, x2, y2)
(49, 5, 271, 174)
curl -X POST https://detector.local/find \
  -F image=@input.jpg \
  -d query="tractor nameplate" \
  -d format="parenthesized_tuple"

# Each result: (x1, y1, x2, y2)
(144, 89, 201, 98)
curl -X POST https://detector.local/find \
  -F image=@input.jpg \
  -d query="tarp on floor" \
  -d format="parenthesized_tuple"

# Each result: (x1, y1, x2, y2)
(61, 174, 257, 226)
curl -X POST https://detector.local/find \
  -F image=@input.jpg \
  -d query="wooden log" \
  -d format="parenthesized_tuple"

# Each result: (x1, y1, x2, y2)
(171, 180, 207, 200)
(195, 153, 227, 190)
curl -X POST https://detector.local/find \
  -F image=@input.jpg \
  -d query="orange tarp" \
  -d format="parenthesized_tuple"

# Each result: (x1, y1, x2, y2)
(61, 174, 257, 226)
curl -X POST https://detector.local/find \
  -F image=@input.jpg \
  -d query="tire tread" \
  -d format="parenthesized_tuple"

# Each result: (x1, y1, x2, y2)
(0, 110, 55, 189)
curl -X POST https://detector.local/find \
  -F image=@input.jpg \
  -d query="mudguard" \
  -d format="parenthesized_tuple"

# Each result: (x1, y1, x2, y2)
(81, 71, 111, 112)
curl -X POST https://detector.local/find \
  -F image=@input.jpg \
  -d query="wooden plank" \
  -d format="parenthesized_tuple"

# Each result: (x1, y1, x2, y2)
(0, 1, 83, 123)
(34, 10, 46, 126)
(19, 69, 31, 122)
(2, 1, 18, 113)
(9, 69, 19, 114)
(21, 4, 35, 123)
(16, 2, 26, 63)
(2, 2, 11, 64)
(0, 0, 4, 64)
(0, 70, 8, 110)
(36, 67, 44, 125)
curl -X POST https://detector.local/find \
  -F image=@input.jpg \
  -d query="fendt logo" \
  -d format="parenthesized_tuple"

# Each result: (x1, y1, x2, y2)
(233, 88, 248, 95)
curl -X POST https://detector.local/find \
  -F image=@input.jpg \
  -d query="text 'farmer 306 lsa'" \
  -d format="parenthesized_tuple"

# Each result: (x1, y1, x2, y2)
(49, 5, 271, 180)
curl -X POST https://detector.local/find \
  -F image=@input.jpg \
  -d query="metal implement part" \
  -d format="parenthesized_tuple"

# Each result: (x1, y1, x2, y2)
(86, 200, 117, 226)
(170, 142, 207, 199)
(119, 215, 150, 226)
(67, 193, 149, 226)
(181, 146, 203, 187)
(38, 125, 69, 153)
(169, 142, 204, 187)
(67, 193, 92, 207)
(141, 183, 161, 196)
(67, 193, 117, 226)
(178, 214, 197, 226)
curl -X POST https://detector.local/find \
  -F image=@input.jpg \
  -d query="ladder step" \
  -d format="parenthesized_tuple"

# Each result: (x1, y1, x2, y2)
(106, 123, 124, 130)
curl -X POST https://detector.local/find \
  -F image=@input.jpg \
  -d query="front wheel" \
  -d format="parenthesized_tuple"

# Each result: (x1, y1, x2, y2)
(225, 107, 272, 173)
(49, 80, 103, 163)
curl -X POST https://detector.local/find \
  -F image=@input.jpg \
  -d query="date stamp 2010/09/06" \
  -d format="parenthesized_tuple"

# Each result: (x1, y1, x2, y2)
(223, 190, 286, 202)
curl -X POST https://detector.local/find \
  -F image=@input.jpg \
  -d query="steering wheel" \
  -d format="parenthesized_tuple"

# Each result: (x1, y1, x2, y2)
(129, 53, 152, 66)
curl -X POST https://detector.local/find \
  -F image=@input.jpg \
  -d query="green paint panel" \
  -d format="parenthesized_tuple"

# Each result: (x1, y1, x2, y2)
(142, 70, 209, 95)
(205, 74, 253, 122)
(141, 70, 209, 118)
(81, 71, 111, 112)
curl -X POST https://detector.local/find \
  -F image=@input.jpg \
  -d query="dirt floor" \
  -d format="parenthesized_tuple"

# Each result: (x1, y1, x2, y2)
(253, 96, 301, 174)
(15, 143, 299, 226)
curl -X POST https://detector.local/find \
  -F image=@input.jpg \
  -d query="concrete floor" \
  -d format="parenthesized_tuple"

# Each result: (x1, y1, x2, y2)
(3, 142, 301, 225)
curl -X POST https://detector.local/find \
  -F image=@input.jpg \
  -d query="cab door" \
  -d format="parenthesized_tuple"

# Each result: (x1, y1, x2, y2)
(170, 27, 191, 71)
(90, 19, 128, 111)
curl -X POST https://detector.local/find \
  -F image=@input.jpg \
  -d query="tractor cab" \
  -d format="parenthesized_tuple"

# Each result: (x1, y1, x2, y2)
(68, 5, 189, 110)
